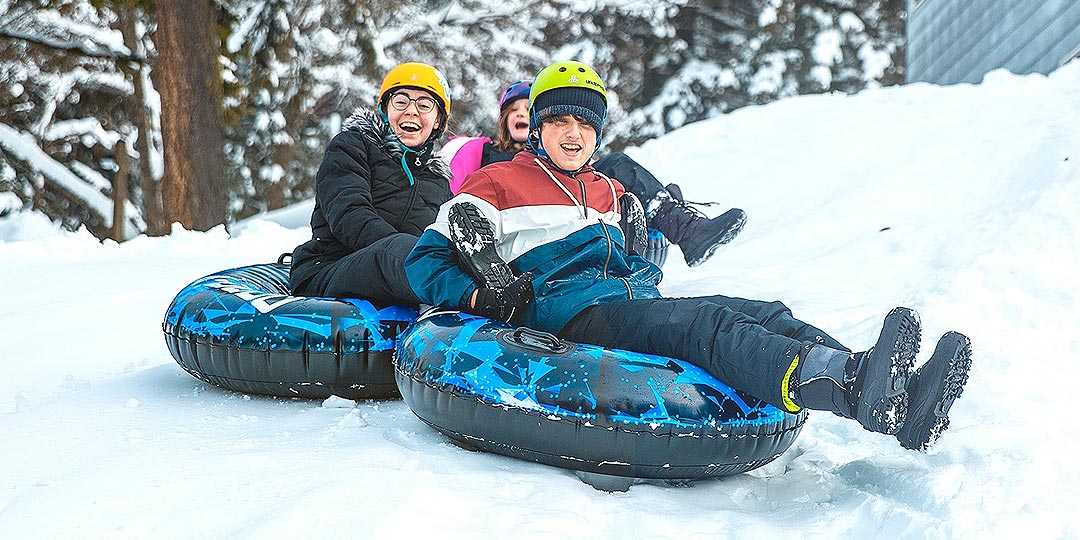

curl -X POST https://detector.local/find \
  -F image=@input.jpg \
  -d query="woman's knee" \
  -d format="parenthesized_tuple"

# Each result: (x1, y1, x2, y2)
(377, 234, 419, 264)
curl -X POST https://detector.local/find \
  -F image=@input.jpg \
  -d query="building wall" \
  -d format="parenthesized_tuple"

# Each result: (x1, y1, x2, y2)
(906, 0, 1080, 84)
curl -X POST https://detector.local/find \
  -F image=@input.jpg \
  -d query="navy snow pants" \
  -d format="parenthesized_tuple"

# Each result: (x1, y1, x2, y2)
(294, 233, 421, 307)
(559, 295, 849, 410)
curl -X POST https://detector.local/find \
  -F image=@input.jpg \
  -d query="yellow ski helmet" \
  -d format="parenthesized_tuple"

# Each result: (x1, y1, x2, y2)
(377, 62, 452, 118)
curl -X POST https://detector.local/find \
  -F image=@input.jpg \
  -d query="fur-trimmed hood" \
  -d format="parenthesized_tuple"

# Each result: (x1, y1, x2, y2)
(340, 107, 451, 180)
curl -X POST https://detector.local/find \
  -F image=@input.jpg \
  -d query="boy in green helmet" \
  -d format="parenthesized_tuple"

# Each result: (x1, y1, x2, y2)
(406, 61, 972, 451)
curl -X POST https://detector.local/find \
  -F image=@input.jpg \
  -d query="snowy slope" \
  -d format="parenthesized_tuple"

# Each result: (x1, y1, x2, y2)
(2, 64, 1078, 539)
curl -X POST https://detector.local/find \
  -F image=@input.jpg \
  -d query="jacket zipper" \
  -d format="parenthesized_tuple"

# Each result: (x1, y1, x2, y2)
(399, 173, 420, 224)
(599, 218, 612, 277)
(599, 219, 634, 299)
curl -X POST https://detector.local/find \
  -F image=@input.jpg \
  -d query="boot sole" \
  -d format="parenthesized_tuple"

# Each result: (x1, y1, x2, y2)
(897, 331, 972, 451)
(448, 202, 515, 289)
(685, 209, 747, 267)
(856, 307, 920, 435)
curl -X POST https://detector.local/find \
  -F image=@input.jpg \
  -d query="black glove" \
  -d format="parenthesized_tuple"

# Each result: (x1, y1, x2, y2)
(470, 271, 534, 322)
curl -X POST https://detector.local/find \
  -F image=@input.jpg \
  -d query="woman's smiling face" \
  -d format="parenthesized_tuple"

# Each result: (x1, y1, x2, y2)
(386, 88, 441, 148)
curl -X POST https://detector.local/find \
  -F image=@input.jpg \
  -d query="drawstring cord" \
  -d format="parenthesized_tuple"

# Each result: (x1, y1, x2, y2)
(399, 145, 419, 185)
(380, 106, 423, 186)
(592, 169, 619, 213)
(535, 158, 584, 218)
(534, 158, 618, 219)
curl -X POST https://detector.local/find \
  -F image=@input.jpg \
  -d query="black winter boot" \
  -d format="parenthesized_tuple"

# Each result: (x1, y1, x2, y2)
(895, 331, 972, 450)
(448, 202, 515, 288)
(793, 307, 921, 435)
(618, 192, 648, 257)
(649, 190, 746, 267)
(790, 344, 859, 418)
(664, 183, 685, 204)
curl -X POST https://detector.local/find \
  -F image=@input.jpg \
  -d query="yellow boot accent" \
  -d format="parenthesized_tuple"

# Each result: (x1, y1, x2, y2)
(781, 353, 802, 413)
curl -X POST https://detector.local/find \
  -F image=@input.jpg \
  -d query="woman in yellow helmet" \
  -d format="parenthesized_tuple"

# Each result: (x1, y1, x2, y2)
(288, 62, 453, 306)
(408, 60, 973, 452)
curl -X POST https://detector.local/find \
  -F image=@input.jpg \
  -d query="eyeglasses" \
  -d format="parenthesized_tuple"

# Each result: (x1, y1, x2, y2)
(388, 92, 438, 114)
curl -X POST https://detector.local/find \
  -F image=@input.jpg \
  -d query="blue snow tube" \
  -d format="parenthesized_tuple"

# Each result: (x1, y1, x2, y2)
(163, 260, 416, 399)
(394, 311, 807, 480)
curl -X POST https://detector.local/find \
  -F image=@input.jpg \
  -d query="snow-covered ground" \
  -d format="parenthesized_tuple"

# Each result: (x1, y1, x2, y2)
(3, 64, 1079, 539)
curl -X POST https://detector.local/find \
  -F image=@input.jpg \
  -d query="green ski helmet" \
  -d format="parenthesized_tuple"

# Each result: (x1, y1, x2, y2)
(528, 60, 608, 151)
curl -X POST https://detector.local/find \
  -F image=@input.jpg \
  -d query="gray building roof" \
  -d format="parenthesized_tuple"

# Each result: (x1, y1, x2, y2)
(907, 0, 1080, 84)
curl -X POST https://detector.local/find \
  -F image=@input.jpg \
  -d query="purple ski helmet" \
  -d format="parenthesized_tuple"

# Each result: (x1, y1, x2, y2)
(498, 80, 532, 111)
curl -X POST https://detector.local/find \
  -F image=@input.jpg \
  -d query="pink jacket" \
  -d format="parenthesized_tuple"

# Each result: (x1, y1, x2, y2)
(439, 135, 489, 194)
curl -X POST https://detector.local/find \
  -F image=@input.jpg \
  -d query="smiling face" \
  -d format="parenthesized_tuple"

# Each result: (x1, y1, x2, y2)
(386, 88, 442, 148)
(538, 114, 597, 171)
(504, 98, 530, 144)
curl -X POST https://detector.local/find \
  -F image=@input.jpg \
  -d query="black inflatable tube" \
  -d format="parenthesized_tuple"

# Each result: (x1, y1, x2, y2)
(394, 311, 807, 479)
(163, 262, 415, 400)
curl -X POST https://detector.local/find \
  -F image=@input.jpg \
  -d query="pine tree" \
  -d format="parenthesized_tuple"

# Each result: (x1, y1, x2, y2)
(0, 0, 147, 239)
(1, 0, 908, 238)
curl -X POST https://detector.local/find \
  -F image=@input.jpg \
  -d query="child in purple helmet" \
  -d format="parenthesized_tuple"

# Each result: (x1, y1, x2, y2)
(441, 81, 531, 193)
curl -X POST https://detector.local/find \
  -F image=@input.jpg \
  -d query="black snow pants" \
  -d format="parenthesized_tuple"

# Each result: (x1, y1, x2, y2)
(294, 233, 421, 307)
(559, 295, 849, 411)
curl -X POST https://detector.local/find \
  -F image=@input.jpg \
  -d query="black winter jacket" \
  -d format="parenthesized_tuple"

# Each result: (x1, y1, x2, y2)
(289, 108, 452, 293)
(480, 141, 517, 167)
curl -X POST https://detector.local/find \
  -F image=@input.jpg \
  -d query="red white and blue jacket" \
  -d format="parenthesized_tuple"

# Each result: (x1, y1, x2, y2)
(405, 151, 663, 333)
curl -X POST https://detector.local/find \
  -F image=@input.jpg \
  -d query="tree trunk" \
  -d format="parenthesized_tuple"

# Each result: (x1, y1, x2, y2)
(112, 141, 130, 242)
(794, 1, 813, 94)
(153, 0, 228, 232)
(134, 63, 167, 235)
(267, 123, 298, 211)
(119, 2, 167, 236)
